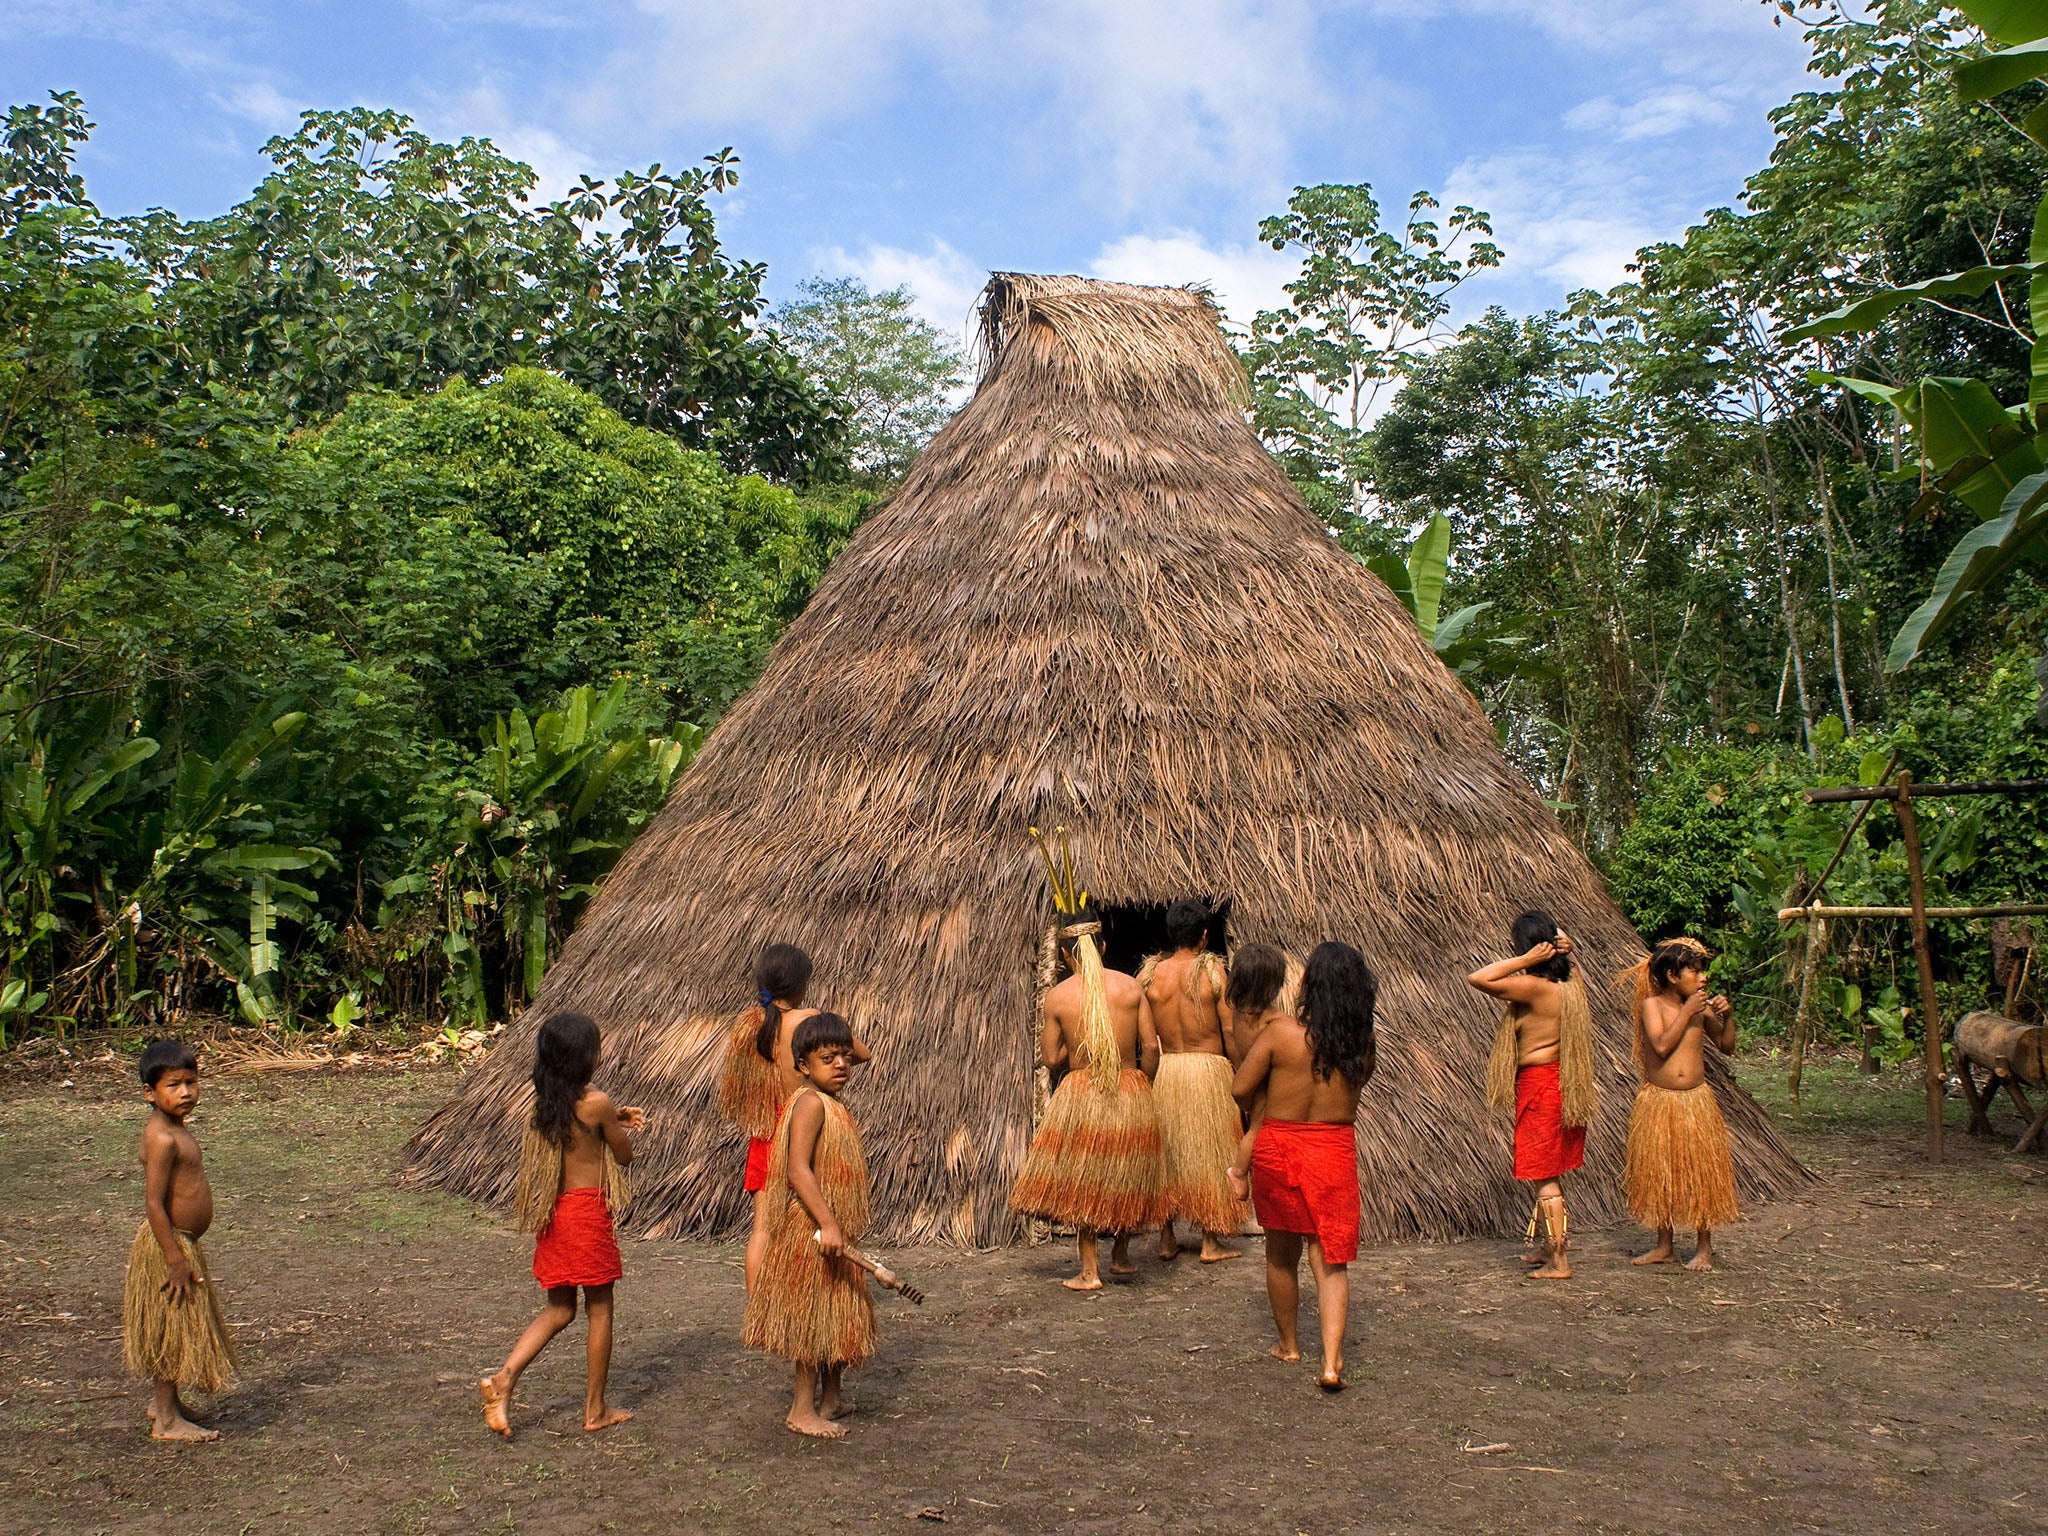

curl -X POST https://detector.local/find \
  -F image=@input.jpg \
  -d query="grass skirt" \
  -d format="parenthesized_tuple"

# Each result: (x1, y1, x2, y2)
(1152, 1052, 1246, 1233)
(742, 1090, 876, 1368)
(1624, 1082, 1741, 1230)
(1009, 1068, 1163, 1233)
(123, 1224, 237, 1393)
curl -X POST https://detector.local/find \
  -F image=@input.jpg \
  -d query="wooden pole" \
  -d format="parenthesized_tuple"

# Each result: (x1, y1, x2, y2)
(1892, 771, 1945, 1162)
(1777, 902, 2048, 921)
(1806, 778, 2048, 803)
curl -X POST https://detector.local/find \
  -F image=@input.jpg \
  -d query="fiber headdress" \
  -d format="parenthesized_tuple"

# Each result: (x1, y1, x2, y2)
(1030, 826, 1120, 1091)
(1619, 936, 1715, 1074)
(1485, 948, 1601, 1128)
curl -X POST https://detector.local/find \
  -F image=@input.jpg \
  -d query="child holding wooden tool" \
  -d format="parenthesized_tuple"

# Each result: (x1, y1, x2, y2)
(741, 1012, 877, 1438)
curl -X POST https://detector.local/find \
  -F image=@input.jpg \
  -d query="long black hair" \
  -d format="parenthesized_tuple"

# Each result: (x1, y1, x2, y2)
(1300, 941, 1377, 1087)
(1512, 909, 1572, 983)
(1226, 942, 1287, 1019)
(753, 943, 814, 1062)
(532, 1012, 601, 1147)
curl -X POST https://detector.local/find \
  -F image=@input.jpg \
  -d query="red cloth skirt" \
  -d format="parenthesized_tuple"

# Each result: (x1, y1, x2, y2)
(1513, 1062, 1586, 1181)
(743, 1102, 787, 1193)
(532, 1186, 622, 1290)
(1251, 1119, 1360, 1265)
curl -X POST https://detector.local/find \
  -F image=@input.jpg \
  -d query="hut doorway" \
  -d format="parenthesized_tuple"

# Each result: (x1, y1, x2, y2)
(1095, 897, 1232, 975)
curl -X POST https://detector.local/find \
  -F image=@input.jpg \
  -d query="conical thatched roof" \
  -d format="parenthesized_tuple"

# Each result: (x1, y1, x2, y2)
(407, 272, 1808, 1245)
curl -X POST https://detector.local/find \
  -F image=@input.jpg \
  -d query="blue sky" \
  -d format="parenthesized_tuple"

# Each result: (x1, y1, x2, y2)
(4, 1, 1817, 347)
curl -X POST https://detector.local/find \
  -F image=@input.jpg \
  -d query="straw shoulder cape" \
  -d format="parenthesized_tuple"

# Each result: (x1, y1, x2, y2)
(405, 273, 1810, 1245)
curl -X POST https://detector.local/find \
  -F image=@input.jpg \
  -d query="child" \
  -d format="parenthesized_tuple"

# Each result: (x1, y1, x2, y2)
(718, 944, 870, 1294)
(1624, 938, 1740, 1271)
(481, 1012, 643, 1437)
(1467, 911, 1599, 1280)
(124, 1039, 237, 1441)
(1225, 947, 1304, 1203)
(741, 1012, 876, 1439)
(1232, 942, 1377, 1392)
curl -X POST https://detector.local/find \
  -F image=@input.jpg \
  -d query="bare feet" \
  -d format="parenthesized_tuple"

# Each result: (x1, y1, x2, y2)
(1519, 1244, 1546, 1266)
(1318, 1366, 1345, 1393)
(1685, 1249, 1715, 1272)
(1632, 1245, 1675, 1266)
(1199, 1237, 1242, 1263)
(1158, 1224, 1180, 1262)
(824, 1397, 857, 1421)
(786, 1408, 849, 1439)
(1268, 1343, 1302, 1362)
(1530, 1255, 1572, 1280)
(1225, 1165, 1249, 1202)
(584, 1406, 634, 1433)
(480, 1375, 511, 1437)
(1108, 1235, 1137, 1276)
(149, 1408, 220, 1442)
(1061, 1273, 1103, 1291)
(1108, 1256, 1140, 1276)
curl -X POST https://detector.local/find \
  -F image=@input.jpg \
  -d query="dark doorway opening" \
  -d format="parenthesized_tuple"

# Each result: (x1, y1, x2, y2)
(1094, 896, 1232, 976)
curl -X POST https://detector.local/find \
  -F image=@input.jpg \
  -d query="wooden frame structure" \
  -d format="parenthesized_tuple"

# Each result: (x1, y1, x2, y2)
(1778, 773, 2048, 1162)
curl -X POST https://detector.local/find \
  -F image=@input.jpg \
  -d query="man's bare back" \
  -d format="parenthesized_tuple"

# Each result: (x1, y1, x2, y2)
(1238, 1018, 1358, 1124)
(1147, 950, 1227, 1058)
(1042, 968, 1159, 1076)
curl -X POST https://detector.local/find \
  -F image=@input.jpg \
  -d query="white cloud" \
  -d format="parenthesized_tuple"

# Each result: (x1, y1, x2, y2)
(209, 77, 299, 133)
(1443, 147, 1655, 295)
(580, 0, 1333, 210)
(1562, 84, 1739, 142)
(808, 237, 988, 348)
(436, 82, 598, 202)
(1088, 230, 1296, 327)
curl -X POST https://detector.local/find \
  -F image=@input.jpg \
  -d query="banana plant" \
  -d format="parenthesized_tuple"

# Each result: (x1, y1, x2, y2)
(1786, 2, 2048, 671)
(1366, 511, 1499, 675)
(383, 681, 699, 1023)
(87, 710, 335, 1025)
(0, 714, 160, 1040)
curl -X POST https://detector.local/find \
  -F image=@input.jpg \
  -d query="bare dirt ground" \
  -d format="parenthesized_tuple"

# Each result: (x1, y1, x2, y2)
(2, 1047, 2045, 1536)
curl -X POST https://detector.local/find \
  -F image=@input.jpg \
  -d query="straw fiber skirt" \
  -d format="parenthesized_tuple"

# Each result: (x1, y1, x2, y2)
(1152, 1052, 1246, 1233)
(741, 1199, 876, 1368)
(1624, 1082, 1741, 1230)
(1009, 1068, 1162, 1233)
(123, 1223, 238, 1393)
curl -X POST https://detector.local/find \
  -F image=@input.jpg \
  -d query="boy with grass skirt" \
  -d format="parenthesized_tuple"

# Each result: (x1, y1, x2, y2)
(125, 1039, 237, 1441)
(1009, 828, 1164, 1290)
(742, 1011, 876, 1438)
(1623, 938, 1741, 1271)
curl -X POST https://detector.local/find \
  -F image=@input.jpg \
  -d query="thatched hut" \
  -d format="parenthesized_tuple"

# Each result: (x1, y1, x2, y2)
(407, 273, 1808, 1244)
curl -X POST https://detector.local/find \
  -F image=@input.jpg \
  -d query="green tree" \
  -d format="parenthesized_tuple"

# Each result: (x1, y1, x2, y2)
(772, 277, 964, 482)
(99, 105, 845, 480)
(1243, 183, 1501, 533)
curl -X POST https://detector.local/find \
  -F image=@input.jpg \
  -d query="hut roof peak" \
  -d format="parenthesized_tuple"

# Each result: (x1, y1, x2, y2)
(975, 271, 1250, 411)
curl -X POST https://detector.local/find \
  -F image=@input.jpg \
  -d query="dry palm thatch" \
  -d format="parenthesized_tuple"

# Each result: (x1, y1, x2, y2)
(407, 272, 1809, 1245)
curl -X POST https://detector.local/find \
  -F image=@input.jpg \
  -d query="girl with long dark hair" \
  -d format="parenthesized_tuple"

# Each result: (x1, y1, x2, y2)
(483, 1012, 644, 1438)
(1231, 941, 1377, 1392)
(718, 944, 870, 1293)
(1467, 908, 1598, 1280)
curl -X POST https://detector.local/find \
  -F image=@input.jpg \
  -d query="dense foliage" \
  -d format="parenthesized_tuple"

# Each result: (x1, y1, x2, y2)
(0, 99, 865, 1040)
(1244, 1, 2048, 1055)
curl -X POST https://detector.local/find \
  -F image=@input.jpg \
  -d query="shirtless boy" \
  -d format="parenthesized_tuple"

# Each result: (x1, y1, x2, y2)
(1146, 899, 1242, 1262)
(124, 1039, 237, 1441)
(1467, 911, 1598, 1280)
(1625, 938, 1740, 1270)
(1010, 892, 1164, 1290)
(1232, 942, 1377, 1392)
